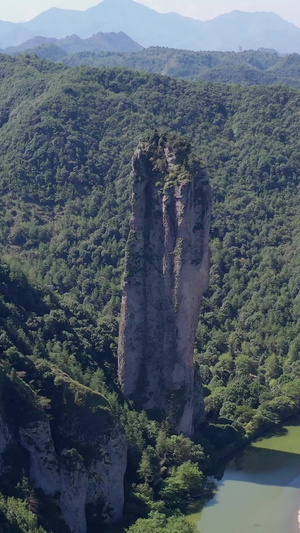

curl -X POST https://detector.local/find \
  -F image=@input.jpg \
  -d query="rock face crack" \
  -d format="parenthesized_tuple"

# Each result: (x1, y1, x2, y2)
(118, 133, 212, 436)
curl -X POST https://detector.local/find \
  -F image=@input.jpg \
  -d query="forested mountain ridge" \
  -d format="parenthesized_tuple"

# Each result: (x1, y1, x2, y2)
(11, 46, 300, 90)
(1, 54, 300, 531)
(1, 53, 300, 433)
(1, 32, 143, 58)
(63, 47, 300, 89)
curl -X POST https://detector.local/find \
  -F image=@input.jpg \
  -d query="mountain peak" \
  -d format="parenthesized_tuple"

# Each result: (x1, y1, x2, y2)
(1, 4, 300, 53)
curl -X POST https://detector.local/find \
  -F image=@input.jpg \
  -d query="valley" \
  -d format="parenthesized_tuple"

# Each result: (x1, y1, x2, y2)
(0, 10, 300, 529)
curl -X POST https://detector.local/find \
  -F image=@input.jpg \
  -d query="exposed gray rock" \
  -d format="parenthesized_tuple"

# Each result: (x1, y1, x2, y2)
(0, 415, 11, 453)
(194, 364, 206, 427)
(118, 133, 212, 436)
(17, 415, 126, 531)
(0, 366, 127, 531)
(60, 450, 89, 533)
(87, 429, 127, 522)
(0, 415, 12, 475)
(7, 374, 127, 532)
(19, 419, 60, 495)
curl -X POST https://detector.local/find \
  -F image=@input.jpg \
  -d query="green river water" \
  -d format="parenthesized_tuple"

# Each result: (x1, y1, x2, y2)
(188, 420, 300, 533)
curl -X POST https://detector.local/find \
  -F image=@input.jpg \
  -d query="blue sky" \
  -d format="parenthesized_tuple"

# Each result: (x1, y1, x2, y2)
(1, 0, 300, 26)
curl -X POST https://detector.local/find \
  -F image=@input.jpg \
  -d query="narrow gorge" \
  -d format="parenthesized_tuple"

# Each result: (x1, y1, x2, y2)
(118, 133, 212, 436)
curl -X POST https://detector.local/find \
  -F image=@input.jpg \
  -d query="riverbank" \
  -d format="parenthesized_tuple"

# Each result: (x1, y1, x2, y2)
(189, 418, 300, 533)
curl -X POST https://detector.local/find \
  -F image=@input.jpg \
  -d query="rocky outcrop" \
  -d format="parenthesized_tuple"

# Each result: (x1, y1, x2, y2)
(60, 450, 89, 533)
(19, 418, 126, 533)
(19, 419, 60, 495)
(0, 367, 127, 533)
(0, 415, 11, 475)
(118, 133, 212, 436)
(87, 430, 127, 522)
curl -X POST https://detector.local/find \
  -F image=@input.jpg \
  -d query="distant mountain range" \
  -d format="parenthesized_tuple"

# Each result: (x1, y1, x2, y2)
(1, 0, 300, 53)
(1, 32, 142, 56)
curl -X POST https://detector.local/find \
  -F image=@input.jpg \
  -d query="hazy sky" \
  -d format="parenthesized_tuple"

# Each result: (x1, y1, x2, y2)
(1, 0, 300, 27)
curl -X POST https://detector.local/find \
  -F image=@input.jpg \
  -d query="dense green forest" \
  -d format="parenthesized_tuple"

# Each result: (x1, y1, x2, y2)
(62, 48, 300, 88)
(8, 41, 300, 90)
(1, 53, 300, 531)
(7, 47, 300, 88)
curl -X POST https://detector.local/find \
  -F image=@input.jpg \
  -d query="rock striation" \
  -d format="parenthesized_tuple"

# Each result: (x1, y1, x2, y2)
(118, 133, 212, 436)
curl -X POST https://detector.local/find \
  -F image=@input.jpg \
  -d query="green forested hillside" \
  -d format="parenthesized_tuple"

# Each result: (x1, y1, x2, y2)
(1, 53, 300, 531)
(2, 52, 300, 430)
(63, 48, 300, 88)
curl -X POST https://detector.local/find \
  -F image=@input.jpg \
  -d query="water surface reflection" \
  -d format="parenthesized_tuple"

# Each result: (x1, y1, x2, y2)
(188, 421, 300, 533)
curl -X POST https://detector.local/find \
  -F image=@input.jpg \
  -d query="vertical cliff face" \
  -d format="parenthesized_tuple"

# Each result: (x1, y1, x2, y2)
(0, 415, 11, 476)
(0, 366, 127, 533)
(118, 133, 212, 436)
